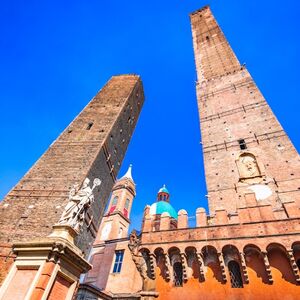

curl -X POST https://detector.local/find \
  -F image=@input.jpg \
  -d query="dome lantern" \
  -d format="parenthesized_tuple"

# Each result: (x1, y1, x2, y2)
(157, 184, 170, 202)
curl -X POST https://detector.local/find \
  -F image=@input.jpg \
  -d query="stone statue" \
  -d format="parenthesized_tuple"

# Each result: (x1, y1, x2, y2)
(59, 177, 101, 232)
(129, 229, 140, 251)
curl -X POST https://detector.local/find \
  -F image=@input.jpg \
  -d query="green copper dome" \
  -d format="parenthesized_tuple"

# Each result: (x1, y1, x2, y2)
(149, 201, 177, 219)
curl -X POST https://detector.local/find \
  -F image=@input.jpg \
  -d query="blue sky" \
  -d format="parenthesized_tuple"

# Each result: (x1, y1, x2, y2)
(1, 1, 299, 230)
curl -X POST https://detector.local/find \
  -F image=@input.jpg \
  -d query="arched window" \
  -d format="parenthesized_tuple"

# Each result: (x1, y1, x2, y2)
(123, 199, 130, 217)
(173, 262, 183, 287)
(112, 196, 118, 206)
(228, 260, 243, 288)
(109, 196, 118, 214)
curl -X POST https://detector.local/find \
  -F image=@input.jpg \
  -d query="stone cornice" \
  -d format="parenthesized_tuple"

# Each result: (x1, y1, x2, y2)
(13, 236, 91, 273)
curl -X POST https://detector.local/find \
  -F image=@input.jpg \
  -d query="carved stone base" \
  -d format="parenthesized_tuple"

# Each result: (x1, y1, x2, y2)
(48, 224, 79, 244)
(0, 228, 91, 300)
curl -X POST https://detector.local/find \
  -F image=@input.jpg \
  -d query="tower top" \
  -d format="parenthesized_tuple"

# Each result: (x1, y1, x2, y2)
(120, 164, 134, 182)
(190, 5, 241, 81)
(189, 5, 210, 16)
(158, 184, 169, 194)
(149, 185, 177, 220)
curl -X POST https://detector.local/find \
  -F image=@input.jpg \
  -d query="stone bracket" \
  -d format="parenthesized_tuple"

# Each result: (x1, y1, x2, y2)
(196, 253, 205, 281)
(240, 252, 249, 284)
(288, 250, 300, 283)
(180, 253, 188, 282)
(217, 252, 227, 283)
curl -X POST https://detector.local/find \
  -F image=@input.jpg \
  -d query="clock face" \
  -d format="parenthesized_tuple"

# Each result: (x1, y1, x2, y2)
(101, 223, 111, 240)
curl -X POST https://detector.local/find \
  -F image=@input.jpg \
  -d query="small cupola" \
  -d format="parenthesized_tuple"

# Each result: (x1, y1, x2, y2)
(157, 184, 170, 203)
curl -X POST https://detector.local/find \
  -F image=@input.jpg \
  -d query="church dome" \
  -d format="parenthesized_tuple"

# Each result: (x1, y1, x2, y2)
(149, 201, 177, 220)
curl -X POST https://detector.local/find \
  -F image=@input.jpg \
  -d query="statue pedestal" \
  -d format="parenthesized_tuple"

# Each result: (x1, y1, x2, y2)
(48, 224, 78, 244)
(0, 225, 91, 300)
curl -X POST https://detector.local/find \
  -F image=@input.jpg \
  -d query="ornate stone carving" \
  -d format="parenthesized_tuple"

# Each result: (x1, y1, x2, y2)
(129, 230, 141, 251)
(237, 153, 261, 181)
(128, 231, 156, 291)
(128, 230, 146, 279)
(58, 177, 101, 232)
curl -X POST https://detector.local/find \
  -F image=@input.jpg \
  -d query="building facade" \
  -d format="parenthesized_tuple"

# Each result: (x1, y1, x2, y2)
(78, 6, 300, 300)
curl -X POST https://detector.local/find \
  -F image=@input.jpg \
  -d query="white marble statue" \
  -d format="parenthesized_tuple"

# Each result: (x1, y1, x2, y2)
(59, 177, 101, 232)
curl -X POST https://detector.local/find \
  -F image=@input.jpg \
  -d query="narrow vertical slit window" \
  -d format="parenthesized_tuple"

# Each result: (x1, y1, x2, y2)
(113, 250, 124, 273)
(86, 122, 93, 130)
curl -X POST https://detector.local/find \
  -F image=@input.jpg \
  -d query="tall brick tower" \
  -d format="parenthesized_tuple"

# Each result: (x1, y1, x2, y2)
(190, 6, 300, 214)
(0, 75, 144, 288)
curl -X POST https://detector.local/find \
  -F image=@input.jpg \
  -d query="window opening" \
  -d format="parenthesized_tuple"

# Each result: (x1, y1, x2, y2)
(112, 250, 124, 273)
(112, 196, 118, 206)
(173, 262, 183, 287)
(123, 198, 130, 217)
(86, 122, 93, 130)
(238, 139, 247, 150)
(228, 260, 243, 288)
(109, 196, 118, 214)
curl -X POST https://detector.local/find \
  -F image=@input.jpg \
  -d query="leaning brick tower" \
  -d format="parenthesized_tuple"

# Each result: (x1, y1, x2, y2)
(0, 75, 144, 286)
(190, 6, 300, 215)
